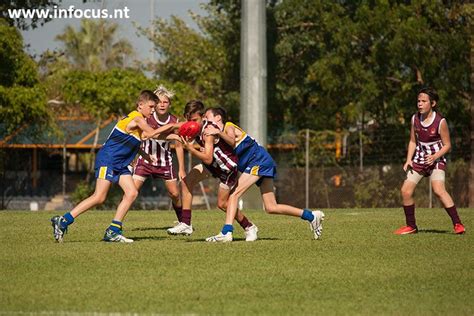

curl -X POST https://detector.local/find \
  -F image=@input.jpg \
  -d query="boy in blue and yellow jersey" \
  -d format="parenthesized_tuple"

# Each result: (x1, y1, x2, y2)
(51, 90, 180, 243)
(203, 107, 325, 242)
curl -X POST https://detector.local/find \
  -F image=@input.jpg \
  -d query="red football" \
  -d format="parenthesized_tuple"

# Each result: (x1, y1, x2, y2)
(178, 121, 202, 139)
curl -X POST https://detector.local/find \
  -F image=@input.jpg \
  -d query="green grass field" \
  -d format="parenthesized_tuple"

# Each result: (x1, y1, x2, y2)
(0, 208, 472, 315)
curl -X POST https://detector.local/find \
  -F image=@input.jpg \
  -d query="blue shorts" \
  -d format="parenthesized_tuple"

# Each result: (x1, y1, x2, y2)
(236, 137, 277, 186)
(95, 165, 132, 183)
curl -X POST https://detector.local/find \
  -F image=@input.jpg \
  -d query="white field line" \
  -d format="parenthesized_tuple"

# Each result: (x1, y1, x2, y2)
(0, 312, 198, 316)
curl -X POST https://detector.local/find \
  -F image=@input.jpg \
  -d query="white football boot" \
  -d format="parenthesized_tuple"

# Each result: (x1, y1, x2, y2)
(167, 222, 193, 236)
(244, 224, 258, 242)
(309, 210, 325, 240)
(205, 232, 233, 242)
(103, 229, 134, 243)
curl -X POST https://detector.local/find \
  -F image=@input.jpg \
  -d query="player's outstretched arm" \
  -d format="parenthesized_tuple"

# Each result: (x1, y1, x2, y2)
(165, 133, 182, 142)
(133, 116, 178, 140)
(153, 122, 187, 140)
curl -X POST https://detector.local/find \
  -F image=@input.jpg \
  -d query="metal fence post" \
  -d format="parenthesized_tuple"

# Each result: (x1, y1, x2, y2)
(429, 180, 433, 208)
(305, 129, 309, 209)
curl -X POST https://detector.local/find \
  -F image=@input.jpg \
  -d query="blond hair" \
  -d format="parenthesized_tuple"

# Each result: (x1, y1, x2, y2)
(153, 84, 175, 101)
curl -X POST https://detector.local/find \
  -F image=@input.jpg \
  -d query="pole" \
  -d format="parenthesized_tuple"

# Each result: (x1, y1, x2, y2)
(359, 113, 364, 173)
(429, 180, 433, 208)
(32, 147, 37, 191)
(240, 0, 267, 145)
(469, 18, 474, 207)
(62, 144, 66, 196)
(305, 129, 309, 209)
(240, 0, 267, 210)
(150, 0, 155, 63)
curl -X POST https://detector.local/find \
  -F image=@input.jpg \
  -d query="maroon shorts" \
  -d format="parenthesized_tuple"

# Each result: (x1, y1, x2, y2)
(412, 160, 446, 177)
(133, 161, 177, 181)
(204, 164, 238, 189)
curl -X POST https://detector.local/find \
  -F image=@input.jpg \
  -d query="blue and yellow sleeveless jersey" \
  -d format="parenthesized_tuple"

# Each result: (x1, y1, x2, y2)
(95, 111, 143, 183)
(224, 122, 276, 181)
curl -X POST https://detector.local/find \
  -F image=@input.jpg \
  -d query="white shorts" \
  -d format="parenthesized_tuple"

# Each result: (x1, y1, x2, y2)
(406, 168, 445, 184)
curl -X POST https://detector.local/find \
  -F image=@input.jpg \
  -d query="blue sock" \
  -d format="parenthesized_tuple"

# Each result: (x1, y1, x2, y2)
(221, 224, 234, 235)
(109, 220, 123, 233)
(301, 209, 314, 222)
(63, 212, 75, 226)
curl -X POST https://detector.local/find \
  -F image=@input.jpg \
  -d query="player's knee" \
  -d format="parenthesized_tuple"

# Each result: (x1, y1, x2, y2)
(229, 189, 245, 200)
(217, 200, 227, 211)
(181, 187, 192, 198)
(92, 192, 107, 204)
(168, 190, 180, 202)
(228, 194, 241, 208)
(125, 189, 139, 201)
(94, 196, 106, 205)
(400, 187, 412, 199)
(264, 204, 279, 214)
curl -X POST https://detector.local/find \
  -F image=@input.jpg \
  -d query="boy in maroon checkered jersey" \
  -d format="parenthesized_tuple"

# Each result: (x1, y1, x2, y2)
(395, 87, 465, 235)
(133, 85, 185, 222)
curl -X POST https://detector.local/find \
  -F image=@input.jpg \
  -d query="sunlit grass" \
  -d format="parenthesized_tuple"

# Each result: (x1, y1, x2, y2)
(0, 208, 472, 315)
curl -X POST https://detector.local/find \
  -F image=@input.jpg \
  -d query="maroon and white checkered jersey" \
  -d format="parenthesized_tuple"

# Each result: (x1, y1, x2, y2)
(196, 120, 238, 176)
(137, 113, 179, 167)
(412, 111, 447, 166)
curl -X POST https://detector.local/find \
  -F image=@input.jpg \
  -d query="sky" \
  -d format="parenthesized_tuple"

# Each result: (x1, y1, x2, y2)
(20, 0, 207, 61)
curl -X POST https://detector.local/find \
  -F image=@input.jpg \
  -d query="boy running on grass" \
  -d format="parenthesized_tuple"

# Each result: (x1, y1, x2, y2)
(51, 90, 180, 243)
(167, 100, 258, 241)
(133, 85, 185, 223)
(203, 106, 324, 242)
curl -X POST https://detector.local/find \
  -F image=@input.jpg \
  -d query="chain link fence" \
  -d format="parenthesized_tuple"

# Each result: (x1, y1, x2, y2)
(1, 125, 471, 210)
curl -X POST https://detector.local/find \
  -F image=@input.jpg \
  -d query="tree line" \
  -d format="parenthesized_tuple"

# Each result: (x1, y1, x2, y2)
(0, 0, 471, 165)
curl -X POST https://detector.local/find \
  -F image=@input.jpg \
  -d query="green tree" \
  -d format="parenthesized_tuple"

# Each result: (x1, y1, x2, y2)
(39, 19, 137, 116)
(273, 1, 469, 127)
(61, 68, 153, 179)
(0, 19, 51, 209)
(139, 1, 242, 121)
(0, 19, 49, 136)
(272, 0, 470, 165)
(61, 69, 190, 119)
(142, 0, 470, 162)
(55, 19, 134, 72)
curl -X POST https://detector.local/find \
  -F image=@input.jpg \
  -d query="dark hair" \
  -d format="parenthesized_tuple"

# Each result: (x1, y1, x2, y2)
(184, 100, 205, 119)
(418, 87, 439, 104)
(136, 90, 159, 105)
(205, 107, 228, 123)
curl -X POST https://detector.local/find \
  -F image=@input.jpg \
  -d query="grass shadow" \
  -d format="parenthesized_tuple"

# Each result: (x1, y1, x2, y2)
(184, 237, 280, 243)
(130, 226, 170, 232)
(56, 240, 100, 244)
(418, 229, 450, 234)
(129, 236, 169, 241)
